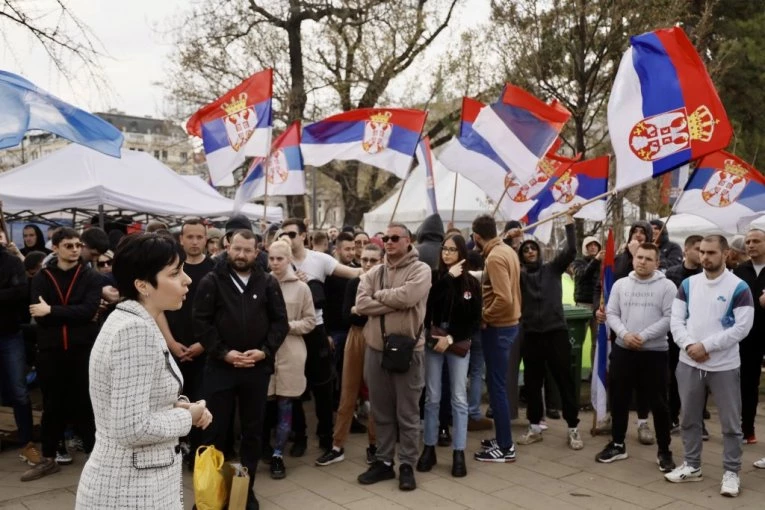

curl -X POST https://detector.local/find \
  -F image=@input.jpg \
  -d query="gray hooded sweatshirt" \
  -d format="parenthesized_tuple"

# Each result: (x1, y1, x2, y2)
(606, 270, 677, 351)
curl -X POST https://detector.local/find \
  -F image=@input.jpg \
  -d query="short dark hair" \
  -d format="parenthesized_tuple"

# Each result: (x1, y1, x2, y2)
(181, 218, 206, 236)
(354, 231, 370, 240)
(81, 227, 109, 254)
(113, 233, 185, 301)
(702, 234, 729, 251)
(386, 223, 410, 239)
(336, 232, 354, 244)
(637, 243, 659, 257)
(146, 220, 169, 233)
(472, 215, 497, 240)
(282, 217, 307, 234)
(311, 231, 328, 245)
(23, 251, 46, 272)
(684, 235, 703, 248)
(230, 229, 256, 243)
(52, 227, 80, 246)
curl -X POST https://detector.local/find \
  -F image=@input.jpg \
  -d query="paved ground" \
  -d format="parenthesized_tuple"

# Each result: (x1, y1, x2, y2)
(2, 404, 765, 510)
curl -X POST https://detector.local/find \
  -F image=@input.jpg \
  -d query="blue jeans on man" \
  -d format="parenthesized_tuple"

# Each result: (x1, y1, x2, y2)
(482, 325, 519, 449)
(0, 332, 34, 445)
(467, 331, 485, 420)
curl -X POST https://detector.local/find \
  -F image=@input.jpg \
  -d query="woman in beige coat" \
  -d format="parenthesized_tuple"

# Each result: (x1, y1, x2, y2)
(264, 239, 315, 479)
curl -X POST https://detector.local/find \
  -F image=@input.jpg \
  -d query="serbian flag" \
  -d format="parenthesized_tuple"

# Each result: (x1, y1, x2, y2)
(415, 136, 438, 215)
(234, 122, 304, 212)
(301, 108, 427, 179)
(660, 164, 691, 205)
(186, 69, 273, 185)
(472, 84, 571, 182)
(608, 27, 733, 192)
(592, 229, 615, 424)
(0, 70, 123, 157)
(675, 151, 765, 232)
(525, 156, 610, 243)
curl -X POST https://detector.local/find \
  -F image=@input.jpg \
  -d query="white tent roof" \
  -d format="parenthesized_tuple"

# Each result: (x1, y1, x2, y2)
(0, 145, 283, 222)
(179, 174, 282, 221)
(661, 213, 765, 244)
(363, 158, 497, 234)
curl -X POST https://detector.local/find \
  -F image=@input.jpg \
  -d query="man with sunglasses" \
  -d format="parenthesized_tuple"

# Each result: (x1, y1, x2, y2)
(278, 218, 362, 456)
(21, 228, 102, 481)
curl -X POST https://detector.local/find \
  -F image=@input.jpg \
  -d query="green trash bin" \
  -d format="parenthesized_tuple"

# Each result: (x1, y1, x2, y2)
(563, 305, 593, 408)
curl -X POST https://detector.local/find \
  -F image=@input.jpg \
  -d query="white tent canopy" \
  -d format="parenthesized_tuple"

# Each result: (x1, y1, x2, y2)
(662, 213, 765, 244)
(363, 158, 496, 234)
(0, 145, 283, 222)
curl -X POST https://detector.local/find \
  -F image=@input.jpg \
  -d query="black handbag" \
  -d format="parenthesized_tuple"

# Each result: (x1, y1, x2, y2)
(426, 288, 471, 358)
(378, 267, 419, 373)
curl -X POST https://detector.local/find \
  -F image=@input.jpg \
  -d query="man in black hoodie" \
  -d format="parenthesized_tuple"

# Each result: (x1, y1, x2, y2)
(22, 228, 102, 481)
(194, 229, 289, 510)
(416, 214, 445, 270)
(513, 205, 585, 450)
(649, 220, 683, 271)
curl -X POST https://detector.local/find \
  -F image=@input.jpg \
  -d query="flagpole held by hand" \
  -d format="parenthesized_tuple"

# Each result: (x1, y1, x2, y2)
(451, 172, 459, 225)
(520, 189, 616, 232)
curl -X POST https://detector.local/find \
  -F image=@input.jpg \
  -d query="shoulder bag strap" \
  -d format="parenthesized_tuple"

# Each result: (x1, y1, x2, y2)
(379, 266, 387, 338)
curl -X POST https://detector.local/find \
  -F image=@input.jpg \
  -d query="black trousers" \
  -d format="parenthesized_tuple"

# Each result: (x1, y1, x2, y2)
(37, 346, 96, 458)
(521, 329, 579, 428)
(668, 336, 681, 424)
(293, 325, 334, 441)
(740, 343, 763, 437)
(201, 362, 269, 496)
(609, 344, 671, 452)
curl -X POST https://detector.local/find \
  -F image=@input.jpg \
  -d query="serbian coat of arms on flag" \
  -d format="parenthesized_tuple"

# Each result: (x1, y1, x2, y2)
(362, 111, 393, 154)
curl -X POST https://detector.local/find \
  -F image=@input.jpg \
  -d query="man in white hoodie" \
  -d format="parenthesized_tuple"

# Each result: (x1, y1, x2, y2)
(666, 235, 754, 498)
(598, 244, 677, 471)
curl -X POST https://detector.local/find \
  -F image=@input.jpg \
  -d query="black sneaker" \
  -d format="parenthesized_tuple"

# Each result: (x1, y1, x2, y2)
(474, 444, 516, 463)
(315, 448, 345, 466)
(480, 438, 498, 450)
(366, 445, 377, 465)
(290, 437, 307, 458)
(270, 456, 286, 479)
(437, 427, 451, 447)
(657, 451, 676, 473)
(261, 443, 274, 461)
(670, 422, 680, 435)
(55, 441, 72, 466)
(595, 442, 628, 463)
(399, 463, 416, 491)
(358, 460, 396, 485)
(702, 424, 710, 441)
(350, 416, 367, 434)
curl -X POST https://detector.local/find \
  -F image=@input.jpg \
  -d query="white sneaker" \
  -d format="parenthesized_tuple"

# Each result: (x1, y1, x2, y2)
(664, 462, 703, 483)
(567, 429, 584, 450)
(754, 457, 765, 469)
(539, 420, 549, 431)
(720, 470, 740, 497)
(516, 427, 543, 445)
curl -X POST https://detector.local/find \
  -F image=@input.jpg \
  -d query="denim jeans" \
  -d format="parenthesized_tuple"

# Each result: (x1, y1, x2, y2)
(424, 347, 470, 450)
(0, 332, 33, 444)
(482, 325, 519, 449)
(467, 331, 485, 420)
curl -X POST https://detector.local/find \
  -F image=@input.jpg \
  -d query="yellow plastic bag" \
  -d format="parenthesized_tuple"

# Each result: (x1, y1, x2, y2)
(193, 445, 229, 510)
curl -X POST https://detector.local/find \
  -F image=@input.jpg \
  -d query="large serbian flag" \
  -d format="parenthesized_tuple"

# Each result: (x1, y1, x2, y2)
(234, 122, 304, 212)
(608, 27, 733, 191)
(472, 84, 571, 182)
(525, 156, 610, 243)
(301, 108, 427, 179)
(675, 151, 765, 232)
(186, 69, 273, 185)
(415, 136, 438, 216)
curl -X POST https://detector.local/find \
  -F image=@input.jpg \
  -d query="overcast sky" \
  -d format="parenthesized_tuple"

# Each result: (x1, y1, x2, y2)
(1, 0, 489, 119)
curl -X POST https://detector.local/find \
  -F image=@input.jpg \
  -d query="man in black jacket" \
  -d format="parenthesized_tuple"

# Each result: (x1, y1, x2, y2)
(415, 214, 445, 269)
(513, 205, 585, 450)
(650, 220, 683, 271)
(22, 228, 102, 481)
(733, 228, 765, 444)
(194, 229, 289, 510)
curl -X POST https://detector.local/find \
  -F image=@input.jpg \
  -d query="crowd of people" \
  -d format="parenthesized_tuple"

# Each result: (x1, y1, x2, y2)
(0, 210, 763, 508)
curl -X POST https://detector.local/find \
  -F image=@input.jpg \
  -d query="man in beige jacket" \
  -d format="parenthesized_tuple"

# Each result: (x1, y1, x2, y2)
(355, 223, 431, 491)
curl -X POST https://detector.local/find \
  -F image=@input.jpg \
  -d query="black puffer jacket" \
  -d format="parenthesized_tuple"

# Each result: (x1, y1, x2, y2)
(416, 214, 444, 270)
(424, 269, 482, 342)
(518, 223, 577, 333)
(649, 219, 683, 270)
(614, 220, 654, 280)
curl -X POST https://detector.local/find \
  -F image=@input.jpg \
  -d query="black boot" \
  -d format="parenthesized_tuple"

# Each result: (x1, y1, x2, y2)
(290, 437, 307, 458)
(416, 445, 437, 472)
(451, 450, 467, 477)
(437, 427, 451, 447)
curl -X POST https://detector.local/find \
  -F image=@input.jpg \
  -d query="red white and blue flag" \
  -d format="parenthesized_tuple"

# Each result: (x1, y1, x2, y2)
(472, 84, 571, 182)
(415, 136, 438, 215)
(675, 151, 765, 232)
(608, 27, 732, 191)
(234, 122, 304, 212)
(592, 229, 615, 424)
(525, 156, 610, 243)
(300, 108, 427, 179)
(187, 69, 273, 185)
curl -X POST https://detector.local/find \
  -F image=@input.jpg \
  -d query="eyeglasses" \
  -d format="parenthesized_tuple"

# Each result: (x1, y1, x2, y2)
(522, 245, 537, 253)
(360, 257, 380, 264)
(279, 231, 298, 239)
(97, 259, 112, 268)
(59, 242, 83, 250)
(381, 235, 403, 243)
(441, 246, 458, 253)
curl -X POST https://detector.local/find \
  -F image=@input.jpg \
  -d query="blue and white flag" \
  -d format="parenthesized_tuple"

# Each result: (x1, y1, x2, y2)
(0, 70, 123, 157)
(416, 136, 438, 215)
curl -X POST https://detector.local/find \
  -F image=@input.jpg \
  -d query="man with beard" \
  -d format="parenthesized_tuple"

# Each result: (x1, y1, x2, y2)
(193, 229, 289, 510)
(666, 235, 753, 498)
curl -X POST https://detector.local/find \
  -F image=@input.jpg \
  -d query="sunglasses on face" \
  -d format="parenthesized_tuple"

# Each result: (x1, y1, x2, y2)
(59, 242, 83, 250)
(97, 259, 112, 268)
(441, 246, 458, 253)
(279, 231, 298, 239)
(360, 257, 380, 264)
(381, 235, 403, 243)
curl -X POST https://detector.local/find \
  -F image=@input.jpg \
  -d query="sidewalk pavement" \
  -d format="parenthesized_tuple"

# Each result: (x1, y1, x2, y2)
(2, 406, 765, 510)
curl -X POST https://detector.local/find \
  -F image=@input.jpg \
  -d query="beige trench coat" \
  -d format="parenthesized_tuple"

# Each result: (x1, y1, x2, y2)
(268, 271, 315, 397)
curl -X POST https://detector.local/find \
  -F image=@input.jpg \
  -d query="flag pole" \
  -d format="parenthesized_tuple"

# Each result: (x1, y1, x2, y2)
(390, 177, 408, 224)
(0, 200, 7, 238)
(654, 164, 697, 243)
(491, 182, 512, 218)
(521, 189, 615, 232)
(263, 167, 269, 224)
(450, 172, 459, 225)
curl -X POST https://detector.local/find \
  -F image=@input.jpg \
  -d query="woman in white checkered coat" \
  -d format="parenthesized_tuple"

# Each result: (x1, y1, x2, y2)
(76, 234, 212, 510)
